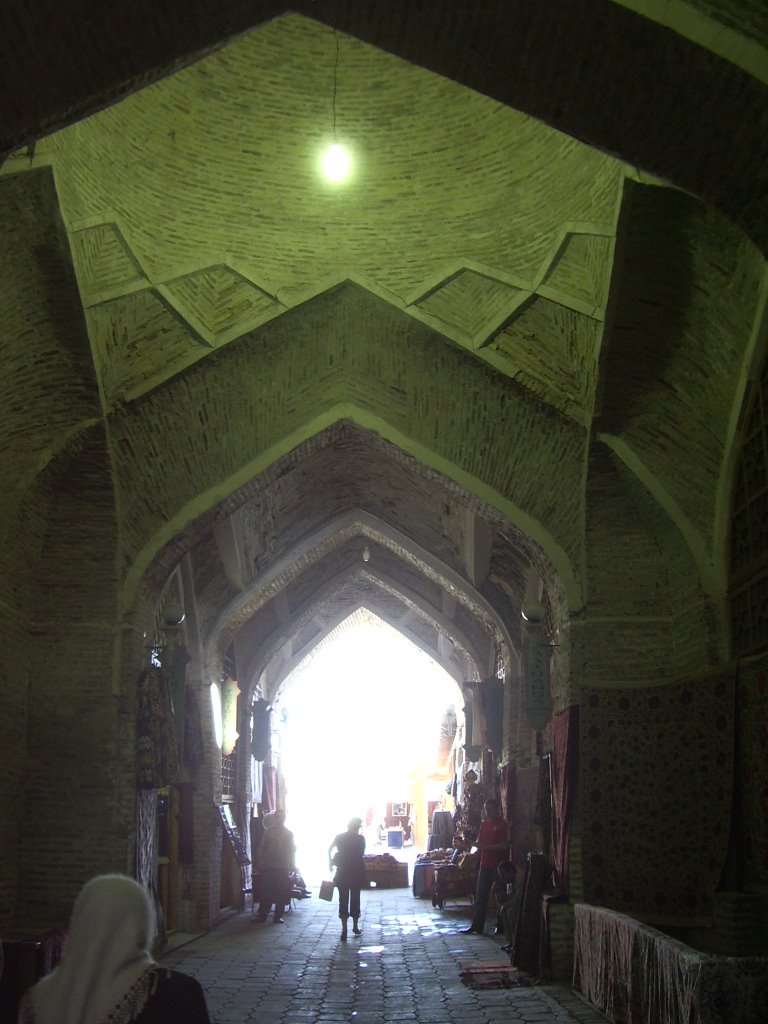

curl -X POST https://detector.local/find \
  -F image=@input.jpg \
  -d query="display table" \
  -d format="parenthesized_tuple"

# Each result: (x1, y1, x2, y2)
(412, 855, 454, 898)
(412, 861, 437, 898)
(364, 854, 408, 889)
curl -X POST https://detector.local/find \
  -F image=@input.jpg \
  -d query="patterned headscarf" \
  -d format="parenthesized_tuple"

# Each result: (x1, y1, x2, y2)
(21, 874, 154, 1024)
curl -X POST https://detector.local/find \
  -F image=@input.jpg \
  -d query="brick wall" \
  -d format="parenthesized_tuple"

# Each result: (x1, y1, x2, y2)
(18, 435, 126, 933)
(0, 498, 45, 935)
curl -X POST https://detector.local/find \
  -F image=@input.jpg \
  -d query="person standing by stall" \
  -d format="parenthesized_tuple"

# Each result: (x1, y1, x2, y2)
(328, 817, 367, 941)
(255, 809, 295, 924)
(461, 798, 510, 935)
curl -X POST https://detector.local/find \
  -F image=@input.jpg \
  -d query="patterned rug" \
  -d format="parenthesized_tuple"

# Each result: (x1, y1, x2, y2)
(458, 963, 534, 989)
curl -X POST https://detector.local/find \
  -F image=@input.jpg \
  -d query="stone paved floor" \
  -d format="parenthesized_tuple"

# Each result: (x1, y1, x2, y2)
(161, 887, 608, 1024)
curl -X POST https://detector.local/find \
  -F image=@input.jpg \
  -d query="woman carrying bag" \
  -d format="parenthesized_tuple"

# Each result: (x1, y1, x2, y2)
(327, 817, 367, 941)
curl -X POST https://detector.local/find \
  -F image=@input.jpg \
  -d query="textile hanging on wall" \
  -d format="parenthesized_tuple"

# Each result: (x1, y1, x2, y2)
(431, 810, 454, 846)
(177, 781, 195, 865)
(551, 706, 578, 893)
(482, 747, 495, 789)
(461, 779, 484, 838)
(134, 788, 166, 944)
(581, 667, 735, 925)
(574, 904, 768, 1024)
(251, 698, 272, 762)
(166, 642, 189, 757)
(183, 684, 205, 768)
(499, 763, 513, 824)
(437, 706, 457, 766)
(251, 756, 263, 806)
(508, 766, 541, 876)
(462, 696, 474, 751)
(523, 625, 553, 730)
(262, 765, 278, 813)
(136, 666, 181, 789)
(481, 677, 504, 755)
(736, 653, 768, 893)
(135, 788, 157, 890)
(511, 852, 548, 974)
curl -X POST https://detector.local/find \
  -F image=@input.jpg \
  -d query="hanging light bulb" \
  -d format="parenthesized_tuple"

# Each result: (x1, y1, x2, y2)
(319, 29, 353, 185)
(322, 141, 352, 182)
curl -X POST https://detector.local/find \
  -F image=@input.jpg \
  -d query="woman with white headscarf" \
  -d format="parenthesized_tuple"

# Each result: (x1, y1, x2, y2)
(18, 874, 210, 1024)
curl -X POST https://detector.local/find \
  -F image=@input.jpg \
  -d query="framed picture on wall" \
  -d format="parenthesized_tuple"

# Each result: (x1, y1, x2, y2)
(391, 802, 408, 817)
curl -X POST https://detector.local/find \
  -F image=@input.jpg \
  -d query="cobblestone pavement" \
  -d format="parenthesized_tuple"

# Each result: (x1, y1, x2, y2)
(161, 887, 608, 1024)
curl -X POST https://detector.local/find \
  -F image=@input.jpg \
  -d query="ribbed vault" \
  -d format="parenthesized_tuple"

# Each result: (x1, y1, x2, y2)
(2, 0, 767, 254)
(3, 0, 768, 941)
(152, 421, 556, 696)
(0, 2, 763, 709)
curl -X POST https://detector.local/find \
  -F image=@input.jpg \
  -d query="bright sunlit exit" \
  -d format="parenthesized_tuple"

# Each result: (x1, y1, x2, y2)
(320, 140, 353, 183)
(275, 612, 461, 881)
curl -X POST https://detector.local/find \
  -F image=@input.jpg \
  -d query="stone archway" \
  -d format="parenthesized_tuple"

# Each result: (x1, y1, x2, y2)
(126, 415, 572, 927)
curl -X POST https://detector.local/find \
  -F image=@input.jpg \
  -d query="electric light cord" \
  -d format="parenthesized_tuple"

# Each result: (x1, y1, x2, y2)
(320, 28, 351, 183)
(332, 29, 340, 142)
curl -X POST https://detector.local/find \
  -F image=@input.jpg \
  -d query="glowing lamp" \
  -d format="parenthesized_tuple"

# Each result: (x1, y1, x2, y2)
(321, 141, 352, 183)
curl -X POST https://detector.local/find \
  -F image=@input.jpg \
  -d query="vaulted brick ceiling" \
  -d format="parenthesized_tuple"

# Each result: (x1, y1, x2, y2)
(0, 1, 765, 693)
(38, 14, 620, 425)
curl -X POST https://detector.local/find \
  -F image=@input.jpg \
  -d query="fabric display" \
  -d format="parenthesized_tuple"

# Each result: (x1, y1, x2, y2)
(581, 668, 735, 925)
(136, 666, 181, 789)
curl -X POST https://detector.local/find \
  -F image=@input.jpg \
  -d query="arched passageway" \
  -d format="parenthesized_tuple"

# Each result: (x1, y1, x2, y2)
(3, 7, 765, 1017)
(129, 419, 563, 939)
(266, 610, 465, 880)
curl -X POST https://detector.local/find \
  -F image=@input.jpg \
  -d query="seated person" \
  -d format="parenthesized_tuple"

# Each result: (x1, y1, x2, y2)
(450, 834, 468, 863)
(289, 867, 312, 899)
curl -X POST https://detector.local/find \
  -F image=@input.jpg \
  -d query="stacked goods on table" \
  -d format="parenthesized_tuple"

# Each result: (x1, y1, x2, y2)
(412, 848, 455, 898)
(416, 848, 454, 864)
(363, 853, 409, 888)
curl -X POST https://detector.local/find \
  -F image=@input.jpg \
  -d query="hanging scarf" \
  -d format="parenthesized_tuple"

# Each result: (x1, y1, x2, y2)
(136, 666, 181, 788)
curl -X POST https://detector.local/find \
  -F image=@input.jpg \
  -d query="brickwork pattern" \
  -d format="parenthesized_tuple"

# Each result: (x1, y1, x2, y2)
(3, 0, 767, 253)
(108, 285, 586, 601)
(597, 184, 763, 549)
(0, 0, 764, 945)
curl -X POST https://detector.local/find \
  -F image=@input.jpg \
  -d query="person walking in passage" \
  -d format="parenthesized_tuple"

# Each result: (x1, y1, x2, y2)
(328, 817, 367, 941)
(461, 797, 511, 935)
(255, 809, 296, 924)
(18, 873, 211, 1024)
